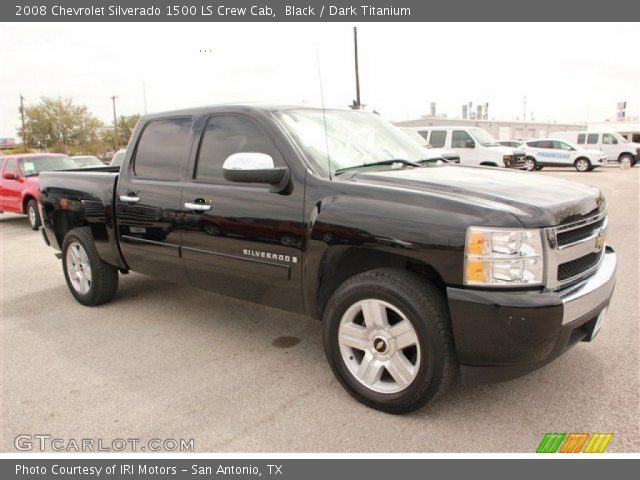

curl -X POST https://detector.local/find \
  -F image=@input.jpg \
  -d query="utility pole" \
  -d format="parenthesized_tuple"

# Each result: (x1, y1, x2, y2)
(110, 95, 119, 150)
(19, 94, 27, 152)
(142, 82, 148, 114)
(523, 95, 527, 122)
(352, 27, 361, 110)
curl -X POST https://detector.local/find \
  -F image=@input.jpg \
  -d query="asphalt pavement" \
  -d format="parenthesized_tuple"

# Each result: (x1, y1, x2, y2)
(1, 165, 638, 453)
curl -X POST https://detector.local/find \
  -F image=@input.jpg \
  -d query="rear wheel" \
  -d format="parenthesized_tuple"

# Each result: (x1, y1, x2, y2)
(323, 268, 456, 414)
(575, 158, 591, 172)
(62, 227, 118, 306)
(27, 199, 41, 230)
(523, 157, 536, 171)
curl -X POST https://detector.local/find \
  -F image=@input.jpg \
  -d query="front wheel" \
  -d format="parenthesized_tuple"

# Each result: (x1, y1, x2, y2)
(575, 158, 591, 172)
(62, 227, 118, 306)
(27, 199, 41, 230)
(523, 157, 537, 171)
(619, 154, 635, 167)
(323, 268, 456, 414)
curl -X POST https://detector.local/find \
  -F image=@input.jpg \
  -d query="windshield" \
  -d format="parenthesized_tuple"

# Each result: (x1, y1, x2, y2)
(72, 156, 102, 167)
(469, 128, 499, 147)
(110, 151, 126, 167)
(401, 128, 429, 147)
(19, 155, 77, 176)
(275, 109, 427, 175)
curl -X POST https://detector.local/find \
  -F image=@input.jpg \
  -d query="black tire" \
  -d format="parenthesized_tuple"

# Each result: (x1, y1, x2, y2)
(62, 226, 118, 306)
(322, 268, 456, 414)
(26, 199, 41, 230)
(574, 158, 591, 172)
(535, 166, 544, 170)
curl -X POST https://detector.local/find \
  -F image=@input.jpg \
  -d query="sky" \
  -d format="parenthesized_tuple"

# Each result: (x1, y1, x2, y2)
(1, 22, 639, 139)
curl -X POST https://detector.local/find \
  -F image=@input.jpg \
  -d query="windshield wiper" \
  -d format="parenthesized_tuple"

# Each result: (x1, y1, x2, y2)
(335, 159, 422, 175)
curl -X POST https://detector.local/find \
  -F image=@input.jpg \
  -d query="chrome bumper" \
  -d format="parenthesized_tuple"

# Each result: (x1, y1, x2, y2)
(560, 247, 617, 325)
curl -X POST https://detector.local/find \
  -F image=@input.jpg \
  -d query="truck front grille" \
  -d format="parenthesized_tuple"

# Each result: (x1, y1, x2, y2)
(558, 252, 601, 281)
(557, 218, 605, 246)
(544, 210, 607, 289)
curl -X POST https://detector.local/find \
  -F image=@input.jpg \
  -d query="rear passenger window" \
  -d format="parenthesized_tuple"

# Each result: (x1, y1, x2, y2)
(577, 134, 586, 144)
(133, 117, 191, 181)
(429, 130, 447, 148)
(538, 140, 553, 149)
(587, 134, 599, 145)
(195, 115, 282, 184)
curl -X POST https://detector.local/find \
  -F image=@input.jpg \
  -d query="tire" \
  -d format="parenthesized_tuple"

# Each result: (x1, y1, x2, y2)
(619, 154, 635, 167)
(535, 166, 544, 171)
(523, 157, 536, 172)
(574, 158, 591, 172)
(62, 226, 118, 306)
(26, 199, 41, 230)
(322, 268, 456, 414)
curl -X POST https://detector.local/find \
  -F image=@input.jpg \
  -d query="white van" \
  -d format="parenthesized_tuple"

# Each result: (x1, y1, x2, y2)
(411, 126, 525, 168)
(550, 130, 639, 166)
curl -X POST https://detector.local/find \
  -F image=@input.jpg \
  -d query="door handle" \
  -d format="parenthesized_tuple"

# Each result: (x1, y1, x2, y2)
(184, 202, 212, 212)
(119, 194, 140, 203)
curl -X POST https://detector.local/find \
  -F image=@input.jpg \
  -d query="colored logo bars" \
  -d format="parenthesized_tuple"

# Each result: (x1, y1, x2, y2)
(537, 433, 613, 453)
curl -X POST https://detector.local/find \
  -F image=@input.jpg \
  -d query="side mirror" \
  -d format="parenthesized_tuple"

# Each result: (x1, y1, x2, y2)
(223, 153, 290, 193)
(3, 171, 16, 180)
(465, 139, 475, 148)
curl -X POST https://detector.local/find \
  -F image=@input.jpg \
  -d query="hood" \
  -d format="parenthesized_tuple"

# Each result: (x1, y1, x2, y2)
(489, 145, 523, 155)
(347, 165, 604, 227)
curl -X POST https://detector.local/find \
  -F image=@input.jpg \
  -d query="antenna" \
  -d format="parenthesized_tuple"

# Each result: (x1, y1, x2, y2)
(315, 49, 333, 181)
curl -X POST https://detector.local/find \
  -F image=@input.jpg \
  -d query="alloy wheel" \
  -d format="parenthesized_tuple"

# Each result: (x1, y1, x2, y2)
(65, 241, 92, 294)
(338, 299, 421, 394)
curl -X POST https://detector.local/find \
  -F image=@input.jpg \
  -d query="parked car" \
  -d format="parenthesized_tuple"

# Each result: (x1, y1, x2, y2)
(109, 148, 127, 167)
(401, 128, 461, 163)
(38, 105, 616, 414)
(0, 153, 78, 229)
(550, 130, 640, 166)
(71, 155, 104, 168)
(520, 139, 607, 172)
(412, 126, 526, 168)
(497, 140, 523, 148)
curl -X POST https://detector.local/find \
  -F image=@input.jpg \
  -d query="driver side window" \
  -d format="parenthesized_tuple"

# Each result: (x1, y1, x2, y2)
(452, 130, 474, 148)
(195, 115, 283, 185)
(602, 134, 618, 145)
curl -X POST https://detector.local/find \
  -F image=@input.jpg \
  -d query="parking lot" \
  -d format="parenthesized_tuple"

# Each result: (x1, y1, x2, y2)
(1, 165, 638, 453)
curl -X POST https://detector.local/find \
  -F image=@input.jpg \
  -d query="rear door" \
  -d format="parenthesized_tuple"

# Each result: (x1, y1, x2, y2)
(115, 116, 193, 283)
(179, 112, 304, 312)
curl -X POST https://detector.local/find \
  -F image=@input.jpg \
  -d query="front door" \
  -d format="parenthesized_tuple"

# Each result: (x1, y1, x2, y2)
(180, 113, 304, 312)
(451, 130, 478, 165)
(601, 133, 620, 161)
(0, 158, 22, 212)
(115, 116, 193, 283)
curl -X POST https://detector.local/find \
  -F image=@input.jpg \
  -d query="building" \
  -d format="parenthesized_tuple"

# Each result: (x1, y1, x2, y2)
(394, 116, 586, 141)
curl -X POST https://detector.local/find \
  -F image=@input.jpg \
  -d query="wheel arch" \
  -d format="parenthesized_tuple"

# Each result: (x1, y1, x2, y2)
(22, 194, 36, 214)
(314, 246, 446, 321)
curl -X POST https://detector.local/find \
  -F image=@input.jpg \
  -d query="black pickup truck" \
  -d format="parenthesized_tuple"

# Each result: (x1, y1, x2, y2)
(38, 105, 617, 413)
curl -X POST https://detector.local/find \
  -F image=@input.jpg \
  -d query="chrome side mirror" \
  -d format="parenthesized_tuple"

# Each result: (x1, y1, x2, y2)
(223, 153, 290, 193)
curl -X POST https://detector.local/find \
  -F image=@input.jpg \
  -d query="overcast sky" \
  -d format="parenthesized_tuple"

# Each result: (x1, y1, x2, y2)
(1, 22, 638, 138)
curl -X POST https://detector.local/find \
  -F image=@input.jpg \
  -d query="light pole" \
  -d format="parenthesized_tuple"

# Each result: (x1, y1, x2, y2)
(110, 95, 119, 150)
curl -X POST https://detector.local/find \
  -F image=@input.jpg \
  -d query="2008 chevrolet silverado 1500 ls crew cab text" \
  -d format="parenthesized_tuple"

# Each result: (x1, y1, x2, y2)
(38, 105, 617, 413)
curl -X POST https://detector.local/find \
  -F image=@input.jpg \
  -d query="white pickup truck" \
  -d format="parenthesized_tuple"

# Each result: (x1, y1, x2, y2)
(410, 126, 525, 168)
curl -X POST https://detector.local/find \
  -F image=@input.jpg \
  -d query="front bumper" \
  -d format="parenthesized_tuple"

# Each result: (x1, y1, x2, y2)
(447, 247, 616, 384)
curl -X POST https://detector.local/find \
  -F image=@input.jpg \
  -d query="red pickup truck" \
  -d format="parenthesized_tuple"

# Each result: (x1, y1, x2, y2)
(0, 153, 78, 229)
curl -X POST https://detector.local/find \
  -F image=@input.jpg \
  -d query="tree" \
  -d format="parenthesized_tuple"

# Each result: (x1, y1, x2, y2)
(22, 97, 104, 154)
(102, 114, 141, 149)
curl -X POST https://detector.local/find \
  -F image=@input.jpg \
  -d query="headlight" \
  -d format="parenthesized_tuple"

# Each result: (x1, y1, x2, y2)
(464, 227, 544, 286)
(503, 155, 512, 166)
